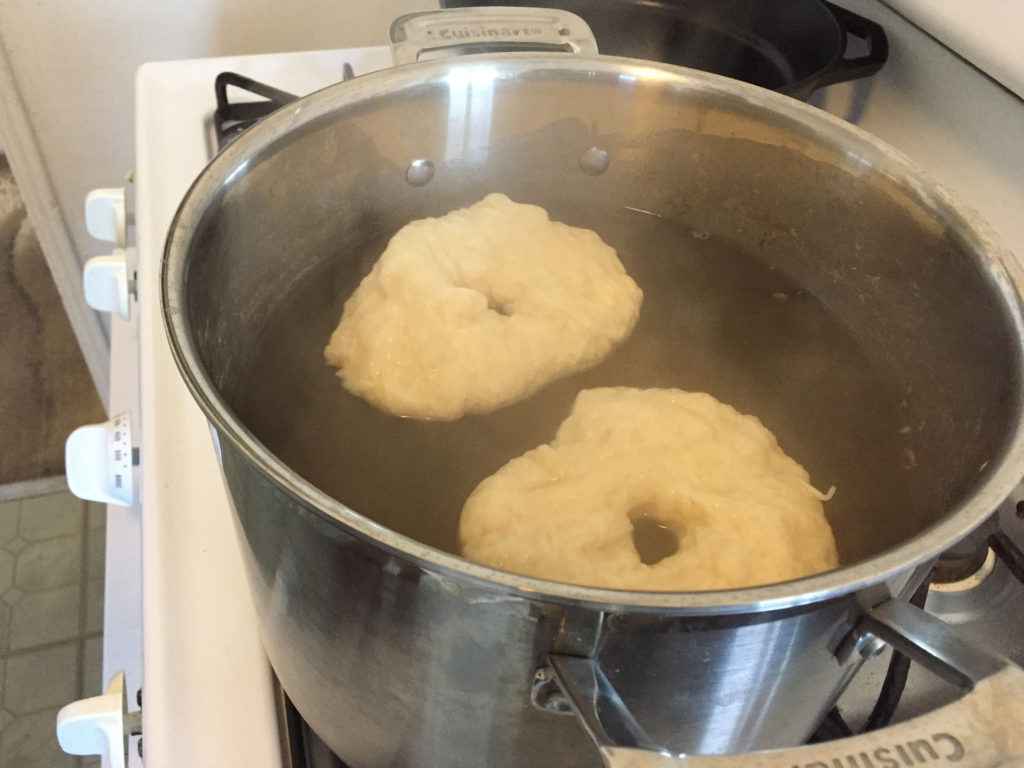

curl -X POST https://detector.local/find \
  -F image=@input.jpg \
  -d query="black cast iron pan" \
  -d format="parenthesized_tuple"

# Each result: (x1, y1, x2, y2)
(439, 0, 888, 100)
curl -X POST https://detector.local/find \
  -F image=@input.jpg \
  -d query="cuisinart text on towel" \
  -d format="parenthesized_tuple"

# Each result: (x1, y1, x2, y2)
(791, 732, 965, 767)
(427, 25, 545, 40)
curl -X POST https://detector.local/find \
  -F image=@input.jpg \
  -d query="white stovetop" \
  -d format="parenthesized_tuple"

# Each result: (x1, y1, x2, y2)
(122, 4, 1024, 767)
(883, 0, 1024, 99)
(134, 46, 394, 768)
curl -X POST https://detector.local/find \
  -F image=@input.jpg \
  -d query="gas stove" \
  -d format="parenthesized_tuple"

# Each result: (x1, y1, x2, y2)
(57, 2, 1024, 766)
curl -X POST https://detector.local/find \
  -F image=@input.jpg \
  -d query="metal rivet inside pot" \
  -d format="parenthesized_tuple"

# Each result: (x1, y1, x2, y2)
(579, 147, 610, 176)
(405, 159, 435, 186)
(530, 666, 575, 716)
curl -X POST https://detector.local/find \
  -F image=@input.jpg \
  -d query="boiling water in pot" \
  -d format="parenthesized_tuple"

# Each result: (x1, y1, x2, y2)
(230, 203, 917, 569)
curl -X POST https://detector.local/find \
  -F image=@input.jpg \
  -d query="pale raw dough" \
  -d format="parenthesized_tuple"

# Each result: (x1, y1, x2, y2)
(324, 194, 643, 420)
(459, 387, 838, 591)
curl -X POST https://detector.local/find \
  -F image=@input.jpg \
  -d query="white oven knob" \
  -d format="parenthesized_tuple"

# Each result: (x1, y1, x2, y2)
(65, 411, 136, 507)
(57, 670, 141, 768)
(83, 249, 135, 320)
(85, 187, 127, 246)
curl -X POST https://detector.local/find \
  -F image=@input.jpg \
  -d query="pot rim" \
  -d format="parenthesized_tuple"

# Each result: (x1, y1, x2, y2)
(162, 53, 1024, 615)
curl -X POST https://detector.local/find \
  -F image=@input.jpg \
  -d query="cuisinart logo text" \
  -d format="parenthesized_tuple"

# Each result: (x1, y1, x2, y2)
(427, 25, 545, 41)
(792, 732, 965, 768)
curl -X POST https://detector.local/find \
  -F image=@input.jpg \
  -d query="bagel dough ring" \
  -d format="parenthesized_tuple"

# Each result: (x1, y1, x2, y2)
(459, 387, 838, 591)
(324, 194, 643, 420)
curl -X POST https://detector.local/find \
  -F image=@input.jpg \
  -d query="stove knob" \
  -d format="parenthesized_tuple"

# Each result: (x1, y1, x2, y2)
(57, 670, 142, 768)
(65, 411, 136, 507)
(83, 249, 135, 321)
(85, 187, 127, 246)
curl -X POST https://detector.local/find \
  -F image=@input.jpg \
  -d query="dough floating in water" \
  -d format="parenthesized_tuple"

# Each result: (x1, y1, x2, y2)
(324, 194, 643, 420)
(459, 387, 838, 591)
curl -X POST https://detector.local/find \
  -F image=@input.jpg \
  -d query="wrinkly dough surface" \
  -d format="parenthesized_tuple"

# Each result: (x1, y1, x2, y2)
(459, 387, 838, 591)
(324, 194, 643, 420)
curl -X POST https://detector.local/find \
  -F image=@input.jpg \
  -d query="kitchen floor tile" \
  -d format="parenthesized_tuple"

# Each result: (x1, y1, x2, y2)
(14, 534, 82, 591)
(3, 642, 78, 715)
(0, 602, 10, 655)
(18, 493, 83, 542)
(8, 583, 80, 650)
(0, 489, 105, 767)
(86, 524, 104, 582)
(85, 578, 103, 636)
(0, 707, 75, 768)
(0, 500, 18, 547)
(0, 548, 13, 594)
(86, 501, 105, 532)
(82, 636, 103, 698)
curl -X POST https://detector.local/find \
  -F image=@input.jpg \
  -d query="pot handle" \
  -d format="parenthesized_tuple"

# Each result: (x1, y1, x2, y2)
(547, 598, 1024, 768)
(814, 1, 889, 88)
(389, 7, 599, 66)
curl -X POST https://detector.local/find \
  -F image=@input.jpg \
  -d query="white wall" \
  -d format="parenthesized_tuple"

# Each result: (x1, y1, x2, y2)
(0, 0, 432, 399)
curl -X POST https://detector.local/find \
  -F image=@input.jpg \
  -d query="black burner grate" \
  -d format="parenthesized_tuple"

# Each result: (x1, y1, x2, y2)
(277, 683, 349, 768)
(212, 64, 357, 152)
(212, 72, 299, 151)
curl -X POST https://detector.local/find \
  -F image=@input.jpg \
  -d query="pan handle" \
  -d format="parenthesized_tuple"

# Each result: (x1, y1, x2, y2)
(389, 7, 598, 66)
(547, 598, 1024, 768)
(814, 1, 889, 88)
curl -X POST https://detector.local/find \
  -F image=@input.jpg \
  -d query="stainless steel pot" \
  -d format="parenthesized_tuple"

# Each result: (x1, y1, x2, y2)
(162, 9, 1024, 767)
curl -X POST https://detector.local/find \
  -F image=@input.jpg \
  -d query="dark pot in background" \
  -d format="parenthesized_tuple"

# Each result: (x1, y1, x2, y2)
(439, 0, 888, 99)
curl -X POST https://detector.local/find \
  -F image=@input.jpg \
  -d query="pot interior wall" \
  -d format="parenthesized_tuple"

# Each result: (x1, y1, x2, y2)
(178, 60, 1022, 573)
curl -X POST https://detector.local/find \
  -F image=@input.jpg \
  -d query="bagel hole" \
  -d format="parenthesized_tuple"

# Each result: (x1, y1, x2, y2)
(629, 505, 680, 566)
(486, 296, 511, 317)
(463, 284, 511, 316)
